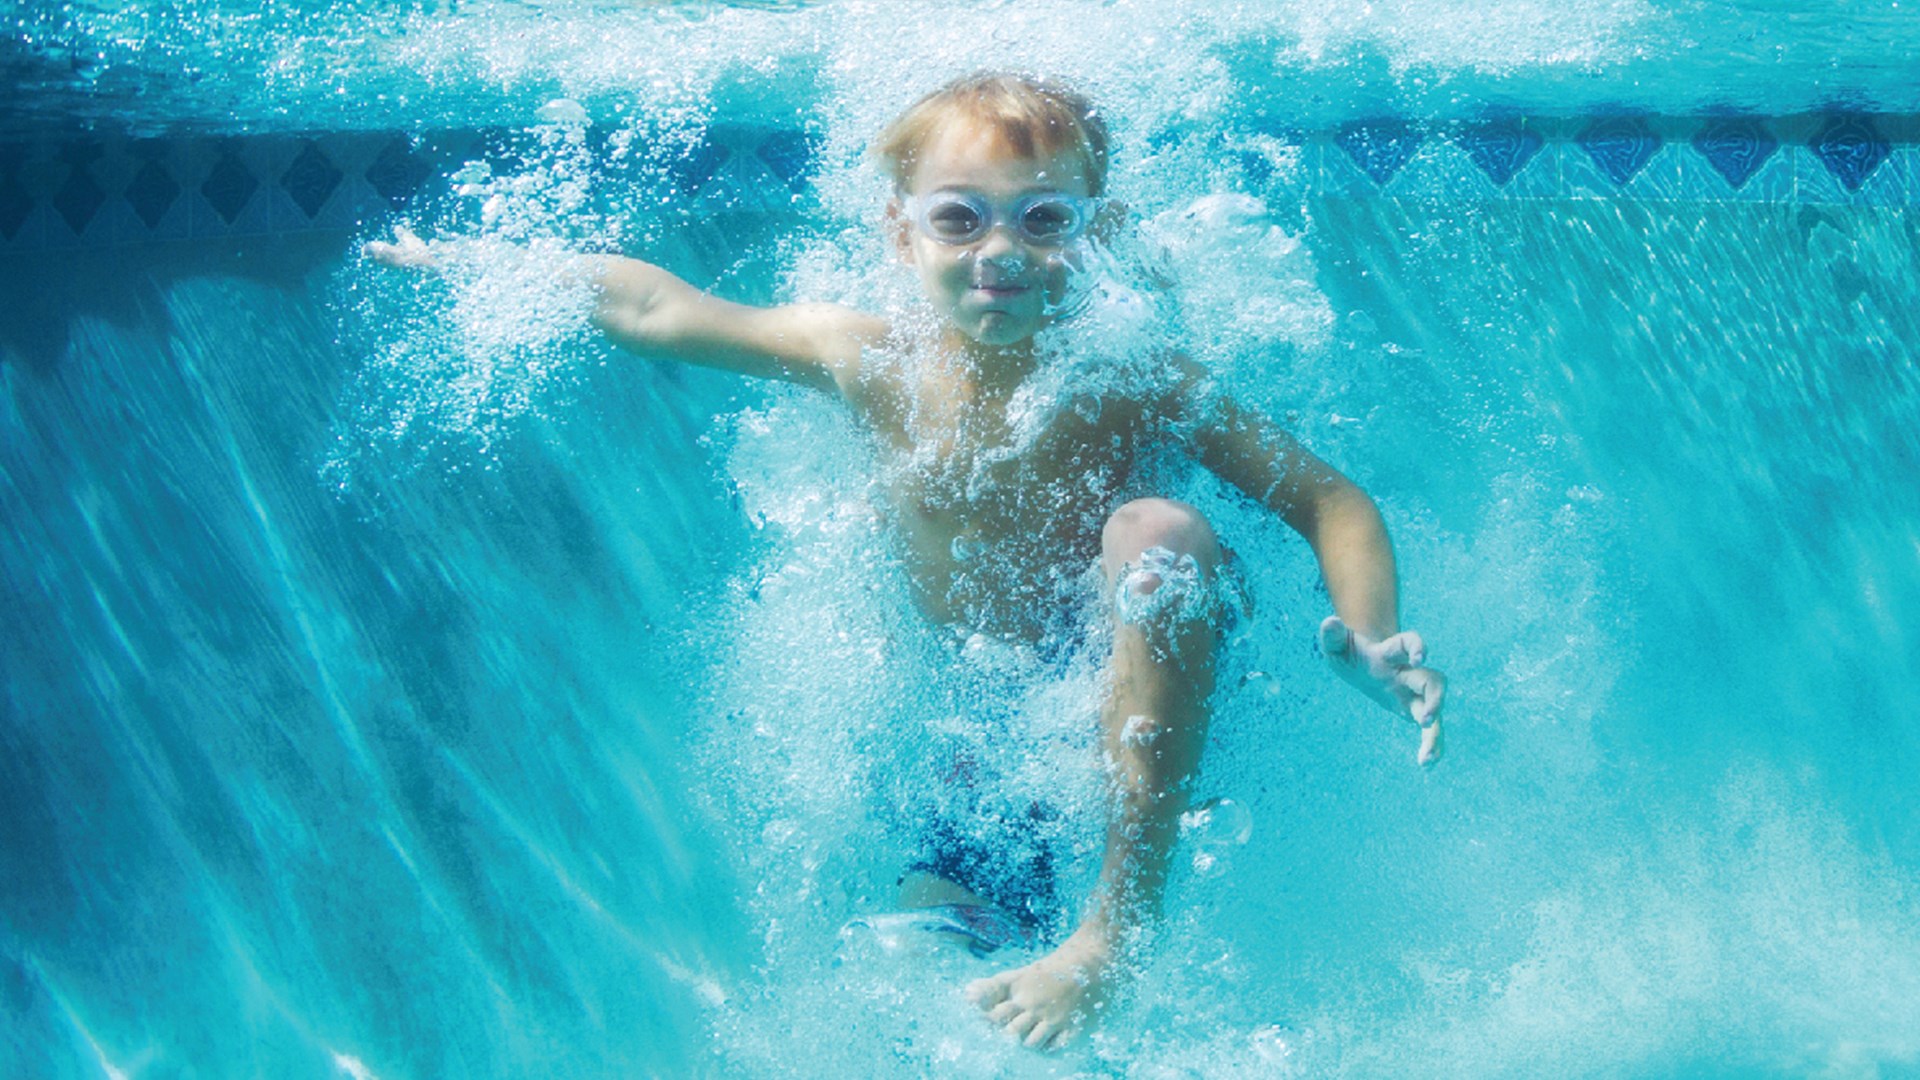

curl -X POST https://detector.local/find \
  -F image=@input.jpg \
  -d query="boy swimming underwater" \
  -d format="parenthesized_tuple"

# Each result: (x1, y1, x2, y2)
(368, 71, 1445, 1052)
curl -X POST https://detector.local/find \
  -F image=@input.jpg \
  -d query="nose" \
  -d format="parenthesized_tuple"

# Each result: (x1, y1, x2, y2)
(972, 223, 1027, 269)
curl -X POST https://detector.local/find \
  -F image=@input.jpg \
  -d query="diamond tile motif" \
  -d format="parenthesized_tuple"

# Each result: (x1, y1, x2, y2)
(1577, 116, 1661, 186)
(667, 139, 731, 196)
(754, 129, 816, 193)
(282, 140, 343, 219)
(1809, 114, 1889, 193)
(1335, 119, 1423, 185)
(1454, 119, 1545, 186)
(52, 148, 107, 235)
(1691, 116, 1778, 189)
(124, 157, 182, 228)
(366, 136, 433, 208)
(202, 148, 260, 224)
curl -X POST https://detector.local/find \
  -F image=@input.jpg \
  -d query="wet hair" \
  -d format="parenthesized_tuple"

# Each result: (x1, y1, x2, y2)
(871, 71, 1111, 197)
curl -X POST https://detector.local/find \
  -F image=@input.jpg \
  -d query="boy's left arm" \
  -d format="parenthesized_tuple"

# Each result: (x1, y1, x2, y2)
(1189, 389, 1446, 764)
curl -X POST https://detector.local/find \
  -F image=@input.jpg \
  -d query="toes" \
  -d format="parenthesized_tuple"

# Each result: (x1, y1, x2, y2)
(966, 976, 1010, 1008)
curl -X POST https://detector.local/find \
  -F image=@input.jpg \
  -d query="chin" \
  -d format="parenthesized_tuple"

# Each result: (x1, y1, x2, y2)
(967, 313, 1048, 347)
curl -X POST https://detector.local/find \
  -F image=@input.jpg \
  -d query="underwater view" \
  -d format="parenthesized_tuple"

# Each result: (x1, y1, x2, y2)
(4, 1, 1920, 1076)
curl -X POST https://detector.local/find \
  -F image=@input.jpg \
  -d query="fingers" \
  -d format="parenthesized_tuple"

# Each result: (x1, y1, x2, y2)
(1024, 1019, 1059, 1048)
(363, 225, 436, 270)
(1418, 717, 1443, 766)
(1379, 630, 1426, 668)
(1398, 667, 1445, 765)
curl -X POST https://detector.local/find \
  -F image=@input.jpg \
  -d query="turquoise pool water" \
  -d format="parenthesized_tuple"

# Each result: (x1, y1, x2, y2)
(4, 2, 1920, 1076)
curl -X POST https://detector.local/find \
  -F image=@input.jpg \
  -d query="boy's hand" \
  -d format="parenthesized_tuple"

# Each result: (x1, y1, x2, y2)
(1319, 615, 1446, 765)
(363, 224, 438, 271)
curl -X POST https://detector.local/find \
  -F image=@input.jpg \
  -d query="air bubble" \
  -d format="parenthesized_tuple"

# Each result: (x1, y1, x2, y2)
(535, 98, 590, 126)
(1183, 796, 1253, 877)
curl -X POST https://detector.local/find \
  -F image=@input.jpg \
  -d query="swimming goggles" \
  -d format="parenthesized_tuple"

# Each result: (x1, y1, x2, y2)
(904, 191, 1096, 246)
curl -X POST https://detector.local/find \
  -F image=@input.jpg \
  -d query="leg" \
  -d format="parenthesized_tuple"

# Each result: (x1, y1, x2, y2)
(966, 498, 1224, 1050)
(897, 869, 992, 910)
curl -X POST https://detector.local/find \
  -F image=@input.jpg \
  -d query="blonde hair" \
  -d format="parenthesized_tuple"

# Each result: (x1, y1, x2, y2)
(871, 72, 1111, 196)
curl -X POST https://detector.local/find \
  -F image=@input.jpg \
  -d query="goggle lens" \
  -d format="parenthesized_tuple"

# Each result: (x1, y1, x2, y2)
(910, 193, 1090, 246)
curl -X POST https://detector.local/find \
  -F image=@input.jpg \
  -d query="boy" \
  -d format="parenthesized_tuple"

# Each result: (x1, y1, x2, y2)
(368, 72, 1444, 1052)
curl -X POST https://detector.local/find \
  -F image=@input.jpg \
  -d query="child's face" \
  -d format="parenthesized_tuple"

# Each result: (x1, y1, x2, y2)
(896, 120, 1093, 349)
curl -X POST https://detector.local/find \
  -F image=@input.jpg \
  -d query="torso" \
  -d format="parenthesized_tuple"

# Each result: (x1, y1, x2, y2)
(847, 336, 1186, 641)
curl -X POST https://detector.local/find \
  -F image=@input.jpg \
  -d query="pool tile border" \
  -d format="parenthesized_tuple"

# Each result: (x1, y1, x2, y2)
(0, 113, 1914, 252)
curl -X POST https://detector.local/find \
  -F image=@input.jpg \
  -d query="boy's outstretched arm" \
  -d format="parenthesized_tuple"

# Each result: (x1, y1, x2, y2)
(364, 226, 886, 395)
(1190, 390, 1446, 763)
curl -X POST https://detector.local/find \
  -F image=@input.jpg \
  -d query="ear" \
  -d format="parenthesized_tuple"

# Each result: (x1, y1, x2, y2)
(885, 197, 915, 264)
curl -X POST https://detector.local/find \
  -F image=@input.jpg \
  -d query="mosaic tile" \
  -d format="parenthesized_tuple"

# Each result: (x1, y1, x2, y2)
(51, 142, 109, 239)
(366, 136, 433, 209)
(1691, 116, 1778, 190)
(282, 140, 344, 219)
(1792, 138, 1905, 207)
(313, 132, 400, 225)
(1809, 114, 1890, 193)
(1393, 131, 1557, 202)
(185, 140, 274, 237)
(1453, 118, 1546, 188)
(200, 145, 260, 225)
(1575, 115, 1662, 187)
(1335, 119, 1424, 185)
(754, 129, 816, 193)
(1677, 130, 1794, 203)
(667, 139, 731, 198)
(124, 154, 181, 229)
(1314, 136, 1416, 199)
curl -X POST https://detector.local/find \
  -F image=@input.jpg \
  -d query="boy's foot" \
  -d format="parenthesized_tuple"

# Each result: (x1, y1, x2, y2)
(841, 903, 1037, 959)
(964, 925, 1117, 1051)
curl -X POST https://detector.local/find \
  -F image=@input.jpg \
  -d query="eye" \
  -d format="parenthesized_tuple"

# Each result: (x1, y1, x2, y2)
(925, 199, 985, 239)
(1020, 199, 1080, 240)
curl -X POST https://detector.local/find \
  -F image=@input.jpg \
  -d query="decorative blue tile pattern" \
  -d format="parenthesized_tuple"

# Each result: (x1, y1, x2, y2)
(53, 142, 107, 234)
(1454, 119, 1545, 187)
(1576, 116, 1662, 186)
(1809, 114, 1889, 192)
(754, 129, 816, 193)
(0, 112, 1914, 250)
(667, 139, 730, 197)
(366, 136, 432, 209)
(282, 140, 343, 219)
(124, 153, 182, 229)
(201, 146, 260, 225)
(1336, 120, 1423, 185)
(1691, 116, 1778, 189)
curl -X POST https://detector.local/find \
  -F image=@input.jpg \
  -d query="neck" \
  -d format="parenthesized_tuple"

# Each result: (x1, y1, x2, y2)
(943, 327, 1040, 397)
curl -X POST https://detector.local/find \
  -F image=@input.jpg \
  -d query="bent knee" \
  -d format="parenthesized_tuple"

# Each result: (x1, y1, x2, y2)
(1102, 498, 1221, 577)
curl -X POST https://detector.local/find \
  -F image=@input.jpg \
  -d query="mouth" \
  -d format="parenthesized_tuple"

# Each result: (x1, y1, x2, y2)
(970, 283, 1031, 298)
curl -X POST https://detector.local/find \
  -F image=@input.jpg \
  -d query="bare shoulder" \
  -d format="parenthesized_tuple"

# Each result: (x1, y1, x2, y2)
(774, 302, 892, 390)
